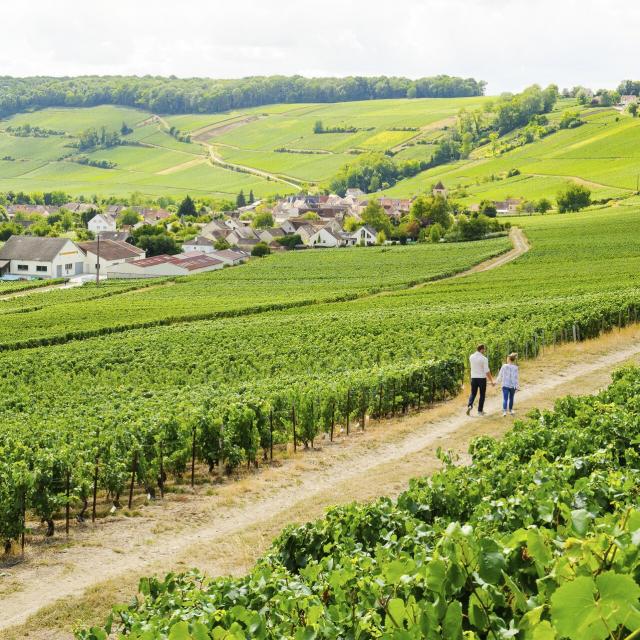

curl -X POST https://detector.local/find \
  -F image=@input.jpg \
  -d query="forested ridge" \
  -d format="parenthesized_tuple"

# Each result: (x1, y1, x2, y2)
(0, 75, 486, 117)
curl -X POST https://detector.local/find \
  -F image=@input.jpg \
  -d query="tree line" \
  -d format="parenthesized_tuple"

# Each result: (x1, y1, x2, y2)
(0, 75, 486, 118)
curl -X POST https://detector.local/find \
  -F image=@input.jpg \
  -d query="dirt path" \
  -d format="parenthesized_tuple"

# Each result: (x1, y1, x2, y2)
(156, 156, 208, 175)
(203, 142, 302, 189)
(457, 226, 529, 275)
(3, 324, 640, 638)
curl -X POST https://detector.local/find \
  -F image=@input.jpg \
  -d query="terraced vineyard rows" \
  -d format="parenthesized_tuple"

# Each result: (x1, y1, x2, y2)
(80, 365, 640, 639)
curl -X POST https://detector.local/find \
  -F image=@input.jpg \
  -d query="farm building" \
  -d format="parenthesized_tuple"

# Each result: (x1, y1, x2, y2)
(107, 253, 224, 278)
(77, 240, 145, 274)
(0, 236, 86, 278)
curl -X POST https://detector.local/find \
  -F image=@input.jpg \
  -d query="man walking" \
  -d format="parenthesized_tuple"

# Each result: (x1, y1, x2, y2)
(466, 344, 494, 416)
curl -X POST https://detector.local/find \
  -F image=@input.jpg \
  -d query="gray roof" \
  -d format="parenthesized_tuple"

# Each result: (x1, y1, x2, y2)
(0, 236, 72, 262)
(185, 236, 214, 247)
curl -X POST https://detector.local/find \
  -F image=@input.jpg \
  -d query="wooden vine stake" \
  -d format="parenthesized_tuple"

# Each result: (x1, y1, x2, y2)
(128, 450, 137, 509)
(191, 424, 197, 488)
(65, 469, 70, 536)
(292, 402, 297, 453)
(269, 409, 274, 461)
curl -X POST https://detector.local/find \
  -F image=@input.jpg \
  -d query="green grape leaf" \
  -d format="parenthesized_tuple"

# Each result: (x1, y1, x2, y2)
(478, 538, 506, 584)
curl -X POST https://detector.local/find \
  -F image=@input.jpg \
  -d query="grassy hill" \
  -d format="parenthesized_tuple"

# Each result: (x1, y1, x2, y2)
(382, 105, 640, 203)
(1, 97, 639, 204)
(0, 98, 489, 200)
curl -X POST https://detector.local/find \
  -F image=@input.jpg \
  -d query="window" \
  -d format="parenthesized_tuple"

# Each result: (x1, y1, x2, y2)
(65, 263, 73, 270)
(36, 266, 47, 273)
(17, 264, 28, 271)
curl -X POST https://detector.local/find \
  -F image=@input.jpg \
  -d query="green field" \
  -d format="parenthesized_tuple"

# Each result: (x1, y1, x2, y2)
(0, 106, 289, 199)
(2, 98, 639, 203)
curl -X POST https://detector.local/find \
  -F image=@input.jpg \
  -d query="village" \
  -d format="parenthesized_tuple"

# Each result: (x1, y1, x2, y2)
(0, 183, 518, 281)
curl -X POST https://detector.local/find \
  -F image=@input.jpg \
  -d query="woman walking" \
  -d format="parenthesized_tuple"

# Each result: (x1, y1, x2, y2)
(497, 353, 520, 416)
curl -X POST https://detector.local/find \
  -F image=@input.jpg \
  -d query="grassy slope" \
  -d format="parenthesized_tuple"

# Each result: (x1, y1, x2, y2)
(1, 99, 639, 202)
(0, 106, 288, 199)
(383, 105, 640, 201)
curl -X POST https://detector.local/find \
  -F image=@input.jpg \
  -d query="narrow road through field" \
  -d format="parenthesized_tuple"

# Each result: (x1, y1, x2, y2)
(3, 322, 640, 639)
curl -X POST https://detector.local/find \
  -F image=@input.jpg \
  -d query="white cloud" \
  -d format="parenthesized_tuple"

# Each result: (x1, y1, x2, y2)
(1, 0, 638, 92)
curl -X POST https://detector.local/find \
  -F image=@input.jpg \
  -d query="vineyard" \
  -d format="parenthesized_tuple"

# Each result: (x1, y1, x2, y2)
(0, 238, 508, 350)
(78, 364, 640, 639)
(1, 206, 640, 552)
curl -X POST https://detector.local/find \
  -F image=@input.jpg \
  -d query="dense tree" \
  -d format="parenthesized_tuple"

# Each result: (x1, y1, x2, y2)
(135, 232, 180, 256)
(251, 242, 271, 257)
(361, 200, 392, 235)
(410, 195, 452, 228)
(251, 211, 274, 229)
(617, 79, 640, 96)
(535, 198, 552, 213)
(248, 190, 255, 204)
(0, 75, 486, 119)
(214, 237, 230, 250)
(628, 102, 638, 118)
(478, 200, 497, 218)
(557, 184, 591, 213)
(177, 195, 196, 218)
(117, 209, 141, 227)
(236, 191, 247, 208)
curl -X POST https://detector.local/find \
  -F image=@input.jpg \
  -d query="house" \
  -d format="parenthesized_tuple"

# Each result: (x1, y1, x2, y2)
(211, 249, 249, 265)
(432, 181, 447, 199)
(235, 237, 261, 251)
(63, 202, 98, 215)
(88, 213, 117, 233)
(297, 224, 317, 246)
(107, 253, 224, 278)
(77, 240, 145, 274)
(494, 198, 522, 214)
(98, 230, 134, 243)
(345, 188, 365, 198)
(309, 227, 347, 248)
(7, 204, 59, 218)
(200, 219, 231, 239)
(351, 225, 378, 246)
(226, 227, 259, 245)
(619, 95, 638, 108)
(258, 228, 286, 244)
(0, 236, 85, 278)
(182, 236, 215, 254)
(279, 219, 297, 234)
(140, 209, 172, 225)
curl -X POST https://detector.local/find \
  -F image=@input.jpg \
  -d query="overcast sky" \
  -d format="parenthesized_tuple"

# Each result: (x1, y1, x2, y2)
(1, 0, 637, 94)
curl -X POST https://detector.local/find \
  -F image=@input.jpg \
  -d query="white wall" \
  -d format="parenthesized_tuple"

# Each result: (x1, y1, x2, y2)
(8, 240, 85, 278)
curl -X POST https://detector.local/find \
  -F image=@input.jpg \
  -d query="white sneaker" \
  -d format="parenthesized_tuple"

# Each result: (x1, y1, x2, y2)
(502, 411, 507, 417)
(509, 410, 515, 416)
(478, 411, 486, 416)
